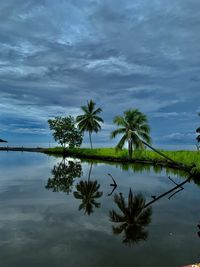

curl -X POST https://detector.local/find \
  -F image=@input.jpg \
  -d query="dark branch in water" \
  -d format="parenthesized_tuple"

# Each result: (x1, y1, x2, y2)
(108, 173, 117, 187)
(168, 175, 184, 189)
(168, 187, 183, 200)
(107, 173, 117, 196)
(144, 176, 191, 208)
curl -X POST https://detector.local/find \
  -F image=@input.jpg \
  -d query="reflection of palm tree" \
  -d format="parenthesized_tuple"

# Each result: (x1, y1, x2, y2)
(46, 159, 82, 194)
(109, 189, 152, 246)
(74, 180, 103, 215)
(73, 163, 103, 215)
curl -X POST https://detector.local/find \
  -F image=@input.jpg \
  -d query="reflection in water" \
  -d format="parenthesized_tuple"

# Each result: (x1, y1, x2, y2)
(74, 180, 103, 215)
(107, 173, 117, 196)
(74, 163, 103, 215)
(109, 189, 152, 246)
(46, 158, 82, 194)
(45, 158, 197, 250)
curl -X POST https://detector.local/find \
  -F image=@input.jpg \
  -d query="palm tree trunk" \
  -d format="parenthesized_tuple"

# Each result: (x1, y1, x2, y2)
(130, 130, 178, 164)
(89, 131, 93, 149)
(141, 140, 178, 164)
(128, 139, 133, 158)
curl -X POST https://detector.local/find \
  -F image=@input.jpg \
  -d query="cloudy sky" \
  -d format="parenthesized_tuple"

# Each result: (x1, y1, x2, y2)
(0, 0, 200, 148)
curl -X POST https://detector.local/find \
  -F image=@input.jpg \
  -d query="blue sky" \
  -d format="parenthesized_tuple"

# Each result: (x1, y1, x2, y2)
(0, 0, 200, 148)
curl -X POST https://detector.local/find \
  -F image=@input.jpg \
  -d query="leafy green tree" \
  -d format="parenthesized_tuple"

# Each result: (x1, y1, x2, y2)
(48, 116, 83, 148)
(76, 100, 103, 148)
(111, 109, 151, 157)
(109, 189, 152, 246)
(46, 159, 82, 194)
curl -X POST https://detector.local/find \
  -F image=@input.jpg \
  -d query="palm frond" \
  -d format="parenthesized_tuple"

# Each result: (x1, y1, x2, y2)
(113, 116, 127, 127)
(109, 210, 126, 223)
(110, 128, 126, 139)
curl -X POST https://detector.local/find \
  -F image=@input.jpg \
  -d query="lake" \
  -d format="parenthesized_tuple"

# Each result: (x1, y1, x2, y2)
(0, 151, 199, 267)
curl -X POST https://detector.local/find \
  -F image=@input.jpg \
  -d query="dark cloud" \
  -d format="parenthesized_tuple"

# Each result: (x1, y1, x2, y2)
(0, 0, 200, 147)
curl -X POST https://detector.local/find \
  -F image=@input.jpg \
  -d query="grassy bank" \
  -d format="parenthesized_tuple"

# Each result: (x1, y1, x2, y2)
(45, 147, 200, 175)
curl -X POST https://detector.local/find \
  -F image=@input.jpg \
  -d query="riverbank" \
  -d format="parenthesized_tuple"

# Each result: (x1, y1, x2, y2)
(1, 146, 200, 176)
(45, 147, 200, 175)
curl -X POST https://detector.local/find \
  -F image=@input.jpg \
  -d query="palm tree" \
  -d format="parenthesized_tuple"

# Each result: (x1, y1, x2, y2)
(111, 109, 151, 157)
(76, 100, 103, 148)
(109, 189, 152, 246)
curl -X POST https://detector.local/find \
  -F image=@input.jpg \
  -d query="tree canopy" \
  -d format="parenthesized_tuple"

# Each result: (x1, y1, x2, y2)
(111, 109, 151, 157)
(48, 116, 83, 148)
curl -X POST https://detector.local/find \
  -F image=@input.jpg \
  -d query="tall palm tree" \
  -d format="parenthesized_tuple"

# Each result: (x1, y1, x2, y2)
(111, 109, 151, 158)
(76, 100, 103, 148)
(109, 189, 152, 246)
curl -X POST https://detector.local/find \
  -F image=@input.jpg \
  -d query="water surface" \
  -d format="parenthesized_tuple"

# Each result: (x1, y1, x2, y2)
(0, 151, 199, 267)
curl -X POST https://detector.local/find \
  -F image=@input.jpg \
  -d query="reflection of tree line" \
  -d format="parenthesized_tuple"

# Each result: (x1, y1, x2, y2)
(45, 158, 196, 246)
(46, 160, 103, 215)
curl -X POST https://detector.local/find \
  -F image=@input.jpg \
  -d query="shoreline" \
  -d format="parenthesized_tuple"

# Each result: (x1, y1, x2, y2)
(1, 146, 199, 176)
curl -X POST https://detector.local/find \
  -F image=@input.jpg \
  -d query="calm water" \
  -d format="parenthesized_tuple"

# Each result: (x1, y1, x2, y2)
(0, 151, 199, 267)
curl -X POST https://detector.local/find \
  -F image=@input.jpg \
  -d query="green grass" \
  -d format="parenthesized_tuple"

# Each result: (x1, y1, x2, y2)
(45, 147, 200, 174)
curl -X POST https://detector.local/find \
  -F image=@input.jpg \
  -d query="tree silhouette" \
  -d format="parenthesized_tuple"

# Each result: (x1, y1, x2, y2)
(111, 109, 151, 158)
(73, 163, 103, 215)
(76, 100, 103, 148)
(46, 159, 82, 194)
(109, 189, 152, 246)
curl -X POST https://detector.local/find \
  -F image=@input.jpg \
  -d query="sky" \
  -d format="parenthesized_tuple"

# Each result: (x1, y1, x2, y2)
(0, 0, 200, 148)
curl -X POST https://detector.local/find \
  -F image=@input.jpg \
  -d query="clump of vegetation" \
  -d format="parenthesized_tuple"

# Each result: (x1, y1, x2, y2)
(48, 116, 83, 148)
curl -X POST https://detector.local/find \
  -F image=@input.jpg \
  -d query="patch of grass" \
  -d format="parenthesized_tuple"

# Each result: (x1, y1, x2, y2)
(45, 147, 200, 172)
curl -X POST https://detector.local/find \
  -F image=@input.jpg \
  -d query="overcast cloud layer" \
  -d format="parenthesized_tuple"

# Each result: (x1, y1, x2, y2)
(0, 0, 200, 147)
